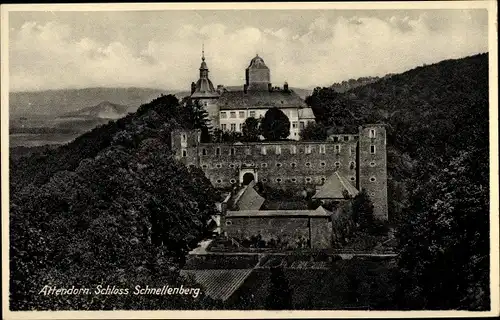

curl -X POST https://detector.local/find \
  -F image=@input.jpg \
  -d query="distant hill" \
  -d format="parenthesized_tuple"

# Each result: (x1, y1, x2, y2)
(329, 75, 394, 93)
(9, 87, 168, 117)
(61, 101, 133, 119)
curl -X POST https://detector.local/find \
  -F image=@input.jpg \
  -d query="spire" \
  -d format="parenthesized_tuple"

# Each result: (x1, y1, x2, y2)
(202, 42, 205, 62)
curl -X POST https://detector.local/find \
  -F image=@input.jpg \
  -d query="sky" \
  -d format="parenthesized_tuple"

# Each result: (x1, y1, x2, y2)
(8, 8, 489, 92)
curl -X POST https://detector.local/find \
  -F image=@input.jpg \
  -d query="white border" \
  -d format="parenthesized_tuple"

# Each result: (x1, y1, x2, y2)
(1, 1, 498, 319)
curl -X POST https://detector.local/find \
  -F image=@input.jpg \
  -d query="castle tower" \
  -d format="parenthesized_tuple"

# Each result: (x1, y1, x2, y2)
(171, 129, 201, 166)
(245, 54, 271, 91)
(357, 124, 388, 220)
(190, 45, 220, 129)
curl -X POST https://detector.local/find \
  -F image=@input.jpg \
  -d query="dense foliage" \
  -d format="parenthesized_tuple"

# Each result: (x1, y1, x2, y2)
(10, 95, 222, 310)
(299, 122, 328, 141)
(241, 117, 261, 142)
(305, 53, 490, 310)
(260, 107, 291, 140)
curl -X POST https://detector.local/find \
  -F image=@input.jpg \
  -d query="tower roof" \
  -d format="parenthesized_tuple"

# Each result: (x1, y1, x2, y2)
(191, 46, 219, 99)
(247, 54, 269, 69)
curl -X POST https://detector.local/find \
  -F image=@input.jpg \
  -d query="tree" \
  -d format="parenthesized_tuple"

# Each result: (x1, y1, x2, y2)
(265, 266, 293, 309)
(260, 107, 290, 140)
(352, 189, 374, 227)
(183, 98, 211, 142)
(242, 117, 261, 142)
(299, 122, 327, 141)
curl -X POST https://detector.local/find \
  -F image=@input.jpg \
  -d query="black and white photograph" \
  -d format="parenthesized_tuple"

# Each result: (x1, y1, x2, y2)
(1, 1, 498, 318)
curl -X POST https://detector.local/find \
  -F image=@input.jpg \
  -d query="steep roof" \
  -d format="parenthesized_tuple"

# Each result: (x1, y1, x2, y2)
(312, 171, 359, 199)
(232, 181, 265, 210)
(218, 90, 307, 110)
(179, 269, 253, 301)
(226, 206, 331, 217)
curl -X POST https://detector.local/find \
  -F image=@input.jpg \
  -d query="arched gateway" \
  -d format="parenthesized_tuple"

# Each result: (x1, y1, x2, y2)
(239, 168, 258, 185)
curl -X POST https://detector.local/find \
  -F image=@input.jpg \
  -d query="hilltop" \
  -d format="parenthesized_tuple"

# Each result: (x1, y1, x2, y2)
(306, 53, 489, 310)
(61, 101, 134, 119)
(9, 94, 222, 310)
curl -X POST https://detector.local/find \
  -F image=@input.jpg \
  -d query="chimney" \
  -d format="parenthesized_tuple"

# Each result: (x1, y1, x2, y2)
(244, 84, 248, 94)
(191, 82, 196, 95)
(284, 82, 289, 92)
(268, 83, 272, 92)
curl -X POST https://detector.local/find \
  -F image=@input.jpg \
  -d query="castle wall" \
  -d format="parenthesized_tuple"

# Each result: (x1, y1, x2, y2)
(224, 215, 332, 249)
(177, 138, 359, 188)
(172, 127, 389, 220)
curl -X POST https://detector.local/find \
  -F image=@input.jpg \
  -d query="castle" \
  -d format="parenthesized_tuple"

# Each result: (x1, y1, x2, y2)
(173, 50, 389, 247)
(189, 50, 316, 140)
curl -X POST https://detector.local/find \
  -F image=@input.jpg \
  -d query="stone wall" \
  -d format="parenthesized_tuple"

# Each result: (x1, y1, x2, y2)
(224, 215, 332, 249)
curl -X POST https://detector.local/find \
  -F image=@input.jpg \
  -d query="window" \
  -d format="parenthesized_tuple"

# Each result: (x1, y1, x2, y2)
(335, 145, 341, 153)
(320, 161, 326, 167)
(350, 176, 356, 181)
(350, 162, 356, 170)
(202, 148, 207, 156)
(321, 177, 326, 183)
(261, 163, 268, 168)
(276, 178, 282, 183)
(369, 129, 376, 138)
(370, 161, 376, 167)
(291, 178, 297, 182)
(292, 121, 298, 129)
(225, 220, 232, 226)
(276, 163, 282, 168)
(249, 111, 256, 118)
(262, 178, 268, 182)
(291, 145, 297, 154)
(305, 162, 311, 167)
(291, 162, 297, 168)
(182, 149, 187, 157)
(370, 176, 377, 182)
(221, 124, 227, 130)
(370, 145, 376, 154)
(230, 112, 236, 118)
(220, 112, 227, 119)
(261, 146, 267, 155)
(300, 121, 305, 129)
(306, 177, 312, 183)
(370, 192, 376, 197)
(333, 136, 338, 142)
(319, 145, 326, 154)
(201, 164, 208, 169)
(344, 136, 349, 141)
(216, 179, 222, 183)
(216, 164, 222, 168)
(181, 134, 187, 142)
(276, 145, 281, 155)
(230, 123, 236, 131)
(229, 164, 235, 168)
(239, 123, 243, 131)
(305, 145, 312, 154)
(246, 148, 251, 155)
(230, 148, 235, 156)
(230, 179, 236, 184)
(335, 162, 340, 169)
(216, 147, 220, 155)
(239, 111, 245, 118)
(349, 146, 353, 156)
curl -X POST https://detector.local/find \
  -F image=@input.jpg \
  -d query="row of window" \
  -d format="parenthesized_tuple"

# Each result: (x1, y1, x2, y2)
(201, 161, 359, 170)
(213, 176, 378, 184)
(220, 109, 300, 120)
(200, 144, 371, 156)
(220, 120, 313, 132)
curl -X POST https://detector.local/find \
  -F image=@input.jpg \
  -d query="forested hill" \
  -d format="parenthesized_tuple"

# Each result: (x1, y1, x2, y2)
(306, 53, 490, 310)
(10, 95, 223, 310)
